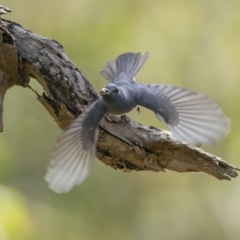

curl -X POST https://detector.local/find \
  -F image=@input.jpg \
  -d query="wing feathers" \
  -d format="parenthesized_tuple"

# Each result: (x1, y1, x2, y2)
(148, 84, 230, 146)
(45, 99, 107, 193)
(45, 113, 96, 193)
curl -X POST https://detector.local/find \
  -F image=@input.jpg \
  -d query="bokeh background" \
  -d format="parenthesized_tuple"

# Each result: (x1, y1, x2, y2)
(1, 0, 240, 239)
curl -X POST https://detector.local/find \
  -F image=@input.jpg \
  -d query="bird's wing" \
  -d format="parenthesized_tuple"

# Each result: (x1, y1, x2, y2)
(100, 52, 149, 82)
(133, 84, 230, 146)
(45, 99, 107, 193)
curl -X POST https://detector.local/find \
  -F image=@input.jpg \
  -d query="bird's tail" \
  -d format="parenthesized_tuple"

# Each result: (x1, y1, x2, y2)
(100, 52, 149, 82)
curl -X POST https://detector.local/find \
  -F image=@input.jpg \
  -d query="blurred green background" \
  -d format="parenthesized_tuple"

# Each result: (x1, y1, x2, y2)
(1, 0, 240, 239)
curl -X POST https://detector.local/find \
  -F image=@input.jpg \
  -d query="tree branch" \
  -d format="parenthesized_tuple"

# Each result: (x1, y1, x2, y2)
(0, 18, 238, 181)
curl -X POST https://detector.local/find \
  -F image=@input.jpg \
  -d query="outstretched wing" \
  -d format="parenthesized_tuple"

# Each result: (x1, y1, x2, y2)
(133, 84, 230, 146)
(45, 99, 107, 193)
(100, 52, 149, 82)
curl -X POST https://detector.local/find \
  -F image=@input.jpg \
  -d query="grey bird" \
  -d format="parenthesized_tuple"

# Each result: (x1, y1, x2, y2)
(45, 52, 230, 193)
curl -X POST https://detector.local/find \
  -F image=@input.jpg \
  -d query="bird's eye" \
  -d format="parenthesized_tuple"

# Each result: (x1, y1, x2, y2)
(114, 89, 119, 93)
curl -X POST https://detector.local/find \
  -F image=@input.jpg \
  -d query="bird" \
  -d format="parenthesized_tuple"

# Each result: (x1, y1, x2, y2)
(45, 52, 230, 193)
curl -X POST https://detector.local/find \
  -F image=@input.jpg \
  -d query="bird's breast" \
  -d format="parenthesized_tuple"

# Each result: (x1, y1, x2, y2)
(103, 98, 136, 115)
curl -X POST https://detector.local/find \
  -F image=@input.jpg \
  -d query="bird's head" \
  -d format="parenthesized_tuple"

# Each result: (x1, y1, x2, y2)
(99, 84, 123, 100)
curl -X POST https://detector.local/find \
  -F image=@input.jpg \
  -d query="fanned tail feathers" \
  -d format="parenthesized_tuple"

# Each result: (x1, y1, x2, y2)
(100, 52, 149, 82)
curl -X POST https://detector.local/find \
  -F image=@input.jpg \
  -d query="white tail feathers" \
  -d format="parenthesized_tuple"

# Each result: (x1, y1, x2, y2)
(100, 52, 149, 82)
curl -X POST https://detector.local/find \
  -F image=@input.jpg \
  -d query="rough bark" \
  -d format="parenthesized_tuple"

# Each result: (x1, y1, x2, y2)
(0, 18, 239, 180)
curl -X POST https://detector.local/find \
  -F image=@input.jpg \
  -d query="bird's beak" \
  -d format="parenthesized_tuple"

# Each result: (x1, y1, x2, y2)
(99, 88, 111, 95)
